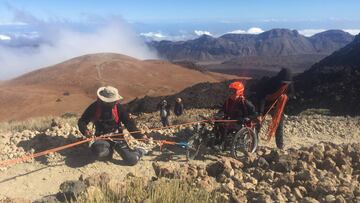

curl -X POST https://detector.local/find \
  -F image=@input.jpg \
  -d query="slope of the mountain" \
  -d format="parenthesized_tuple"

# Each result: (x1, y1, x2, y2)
(310, 30, 355, 54)
(256, 29, 315, 56)
(150, 35, 236, 61)
(292, 34, 360, 115)
(0, 53, 238, 121)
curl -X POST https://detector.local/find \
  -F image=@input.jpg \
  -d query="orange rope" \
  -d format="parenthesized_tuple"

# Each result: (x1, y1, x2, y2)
(0, 119, 239, 167)
(266, 94, 288, 140)
(0, 138, 92, 167)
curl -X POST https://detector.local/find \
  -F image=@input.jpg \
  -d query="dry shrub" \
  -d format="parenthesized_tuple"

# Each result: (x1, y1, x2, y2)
(78, 178, 225, 203)
(0, 115, 78, 133)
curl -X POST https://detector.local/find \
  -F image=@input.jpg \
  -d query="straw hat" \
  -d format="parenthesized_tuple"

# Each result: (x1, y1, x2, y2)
(97, 86, 123, 103)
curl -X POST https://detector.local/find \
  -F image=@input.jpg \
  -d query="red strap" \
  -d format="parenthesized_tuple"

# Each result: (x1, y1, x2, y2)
(112, 104, 119, 124)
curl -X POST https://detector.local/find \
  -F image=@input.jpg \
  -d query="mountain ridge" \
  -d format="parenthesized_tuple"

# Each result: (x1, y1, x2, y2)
(150, 29, 355, 72)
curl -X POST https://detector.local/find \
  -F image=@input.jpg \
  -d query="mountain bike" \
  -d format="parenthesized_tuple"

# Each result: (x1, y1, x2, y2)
(186, 114, 258, 160)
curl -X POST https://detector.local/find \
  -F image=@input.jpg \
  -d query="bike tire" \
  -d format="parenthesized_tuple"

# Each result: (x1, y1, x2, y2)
(231, 127, 258, 159)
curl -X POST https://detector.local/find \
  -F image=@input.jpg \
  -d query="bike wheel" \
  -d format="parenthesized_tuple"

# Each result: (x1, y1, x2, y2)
(186, 133, 206, 160)
(231, 127, 258, 159)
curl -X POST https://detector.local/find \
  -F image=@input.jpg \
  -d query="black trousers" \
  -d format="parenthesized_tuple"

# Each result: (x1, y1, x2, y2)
(90, 140, 143, 166)
(275, 115, 284, 149)
(160, 117, 170, 127)
(257, 112, 284, 149)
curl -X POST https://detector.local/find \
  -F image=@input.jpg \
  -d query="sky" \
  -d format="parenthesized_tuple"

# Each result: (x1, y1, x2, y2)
(1, 0, 360, 39)
(1, 0, 360, 23)
(0, 0, 360, 79)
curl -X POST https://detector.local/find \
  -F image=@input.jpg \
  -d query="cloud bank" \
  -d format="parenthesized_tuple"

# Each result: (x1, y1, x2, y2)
(298, 29, 327, 37)
(194, 30, 213, 36)
(227, 27, 264, 35)
(0, 9, 157, 80)
(343, 29, 360, 35)
(298, 29, 360, 37)
(0, 34, 11, 40)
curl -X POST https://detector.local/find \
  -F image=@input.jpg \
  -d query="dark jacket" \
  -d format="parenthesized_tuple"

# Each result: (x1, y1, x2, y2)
(157, 102, 171, 118)
(78, 101, 141, 138)
(174, 102, 184, 116)
(256, 69, 295, 114)
(223, 97, 258, 121)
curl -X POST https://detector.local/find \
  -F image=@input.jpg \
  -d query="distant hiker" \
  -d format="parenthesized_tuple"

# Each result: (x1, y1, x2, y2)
(174, 97, 184, 116)
(216, 81, 257, 144)
(157, 99, 171, 127)
(256, 68, 295, 149)
(78, 86, 148, 166)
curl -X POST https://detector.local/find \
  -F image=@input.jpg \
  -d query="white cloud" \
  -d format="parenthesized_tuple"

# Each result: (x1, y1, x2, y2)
(0, 34, 11, 40)
(0, 9, 157, 80)
(140, 32, 166, 39)
(227, 29, 247, 34)
(298, 29, 326, 37)
(247, 27, 264, 34)
(139, 31, 192, 41)
(227, 27, 264, 35)
(343, 29, 360, 35)
(0, 21, 27, 26)
(194, 30, 212, 36)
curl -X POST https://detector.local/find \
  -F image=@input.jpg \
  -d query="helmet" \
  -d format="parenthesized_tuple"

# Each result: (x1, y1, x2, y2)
(229, 81, 245, 96)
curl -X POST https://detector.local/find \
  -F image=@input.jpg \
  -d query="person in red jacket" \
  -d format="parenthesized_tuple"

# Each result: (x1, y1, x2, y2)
(215, 81, 257, 145)
(78, 86, 147, 166)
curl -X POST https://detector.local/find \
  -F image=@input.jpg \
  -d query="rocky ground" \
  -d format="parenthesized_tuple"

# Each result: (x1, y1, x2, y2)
(0, 109, 359, 202)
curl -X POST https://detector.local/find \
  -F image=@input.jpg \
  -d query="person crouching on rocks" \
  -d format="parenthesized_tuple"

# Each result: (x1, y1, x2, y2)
(174, 97, 184, 116)
(78, 86, 148, 166)
(157, 99, 171, 127)
(255, 68, 295, 149)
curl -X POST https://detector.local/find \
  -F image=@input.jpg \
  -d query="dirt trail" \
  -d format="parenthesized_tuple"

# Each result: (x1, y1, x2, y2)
(0, 111, 359, 201)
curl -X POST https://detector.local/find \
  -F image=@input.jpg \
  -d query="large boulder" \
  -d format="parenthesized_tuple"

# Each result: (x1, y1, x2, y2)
(272, 154, 298, 172)
(59, 180, 87, 201)
(84, 172, 111, 187)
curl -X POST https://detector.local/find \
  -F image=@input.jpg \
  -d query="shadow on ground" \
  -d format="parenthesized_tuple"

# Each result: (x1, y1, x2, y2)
(16, 126, 210, 168)
(17, 133, 96, 168)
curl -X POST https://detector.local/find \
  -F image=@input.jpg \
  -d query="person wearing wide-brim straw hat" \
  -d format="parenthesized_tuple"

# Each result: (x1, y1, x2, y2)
(96, 86, 123, 103)
(78, 86, 148, 166)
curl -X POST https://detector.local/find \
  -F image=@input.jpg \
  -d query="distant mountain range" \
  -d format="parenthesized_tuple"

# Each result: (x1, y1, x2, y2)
(149, 29, 355, 73)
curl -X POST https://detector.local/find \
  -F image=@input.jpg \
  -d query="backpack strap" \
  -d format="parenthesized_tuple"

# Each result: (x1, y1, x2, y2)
(112, 104, 119, 124)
